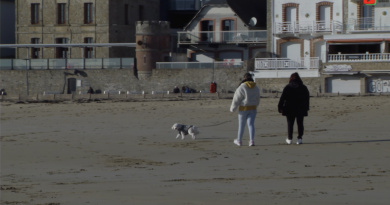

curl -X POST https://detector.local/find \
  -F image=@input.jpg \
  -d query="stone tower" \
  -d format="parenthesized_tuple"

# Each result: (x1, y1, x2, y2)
(135, 21, 171, 79)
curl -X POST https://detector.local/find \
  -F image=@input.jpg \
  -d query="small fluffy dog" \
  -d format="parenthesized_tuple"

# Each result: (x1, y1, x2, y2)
(171, 123, 199, 140)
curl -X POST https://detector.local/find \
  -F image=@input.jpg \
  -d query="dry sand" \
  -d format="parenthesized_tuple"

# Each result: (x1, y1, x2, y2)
(1, 96, 389, 205)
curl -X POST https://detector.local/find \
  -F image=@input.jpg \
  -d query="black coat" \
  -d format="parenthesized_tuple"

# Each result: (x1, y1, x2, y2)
(278, 80, 310, 117)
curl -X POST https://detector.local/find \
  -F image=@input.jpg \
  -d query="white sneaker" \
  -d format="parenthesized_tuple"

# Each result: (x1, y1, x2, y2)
(249, 141, 255, 146)
(234, 139, 242, 146)
(286, 139, 292, 145)
(296, 139, 303, 145)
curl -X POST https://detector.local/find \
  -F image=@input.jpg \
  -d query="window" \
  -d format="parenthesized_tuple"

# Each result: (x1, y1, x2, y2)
(139, 5, 144, 21)
(84, 38, 93, 58)
(125, 4, 129, 25)
(58, 3, 66, 24)
(222, 20, 235, 41)
(84, 3, 93, 24)
(31, 38, 40, 59)
(31, 4, 40, 24)
(56, 38, 69, 59)
(200, 20, 213, 42)
(169, 0, 196, 10)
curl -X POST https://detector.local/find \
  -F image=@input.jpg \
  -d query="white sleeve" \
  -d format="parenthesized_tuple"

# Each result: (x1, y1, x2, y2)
(230, 86, 244, 112)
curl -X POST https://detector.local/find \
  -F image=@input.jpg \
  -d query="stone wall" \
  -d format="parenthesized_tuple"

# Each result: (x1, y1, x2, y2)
(0, 67, 247, 95)
(255, 77, 321, 94)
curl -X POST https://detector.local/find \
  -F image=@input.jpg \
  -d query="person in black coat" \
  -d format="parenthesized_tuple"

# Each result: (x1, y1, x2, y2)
(278, 72, 310, 145)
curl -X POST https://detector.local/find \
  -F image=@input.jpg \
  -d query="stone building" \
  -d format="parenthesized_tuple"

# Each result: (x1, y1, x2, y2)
(0, 0, 15, 58)
(15, 0, 159, 59)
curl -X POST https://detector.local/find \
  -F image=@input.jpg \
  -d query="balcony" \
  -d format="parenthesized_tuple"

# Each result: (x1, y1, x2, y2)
(346, 17, 390, 33)
(328, 53, 390, 62)
(274, 20, 343, 35)
(255, 57, 319, 70)
(156, 61, 243, 69)
(177, 30, 267, 44)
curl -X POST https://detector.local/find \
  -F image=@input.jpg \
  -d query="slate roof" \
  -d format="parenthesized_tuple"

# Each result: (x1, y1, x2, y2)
(183, 0, 266, 30)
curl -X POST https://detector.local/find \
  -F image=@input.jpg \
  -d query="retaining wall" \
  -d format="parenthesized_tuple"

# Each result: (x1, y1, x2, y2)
(0, 68, 248, 95)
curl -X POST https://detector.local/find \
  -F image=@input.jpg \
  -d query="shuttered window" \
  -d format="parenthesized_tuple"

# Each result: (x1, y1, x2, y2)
(56, 38, 69, 59)
(58, 4, 66, 24)
(84, 3, 93, 24)
(31, 4, 40, 24)
(84, 38, 93, 58)
(125, 4, 129, 25)
(31, 38, 40, 59)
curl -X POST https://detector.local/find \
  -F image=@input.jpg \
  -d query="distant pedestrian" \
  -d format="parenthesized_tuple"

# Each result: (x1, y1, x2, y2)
(87, 86, 94, 94)
(173, 86, 180, 93)
(278, 72, 310, 145)
(182, 86, 186, 93)
(230, 73, 260, 147)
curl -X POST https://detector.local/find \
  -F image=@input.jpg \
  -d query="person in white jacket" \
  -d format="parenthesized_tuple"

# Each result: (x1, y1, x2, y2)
(230, 73, 260, 146)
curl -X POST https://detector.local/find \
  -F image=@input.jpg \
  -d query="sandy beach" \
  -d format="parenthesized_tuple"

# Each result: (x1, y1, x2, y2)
(1, 96, 389, 205)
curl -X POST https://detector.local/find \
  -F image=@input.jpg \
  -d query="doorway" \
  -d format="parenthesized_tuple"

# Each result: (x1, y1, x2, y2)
(67, 78, 76, 94)
(319, 5, 331, 30)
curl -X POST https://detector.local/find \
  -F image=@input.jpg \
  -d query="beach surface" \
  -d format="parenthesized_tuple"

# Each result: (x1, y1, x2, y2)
(1, 96, 390, 205)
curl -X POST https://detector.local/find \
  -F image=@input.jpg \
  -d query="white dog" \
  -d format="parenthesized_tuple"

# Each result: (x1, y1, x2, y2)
(171, 123, 199, 140)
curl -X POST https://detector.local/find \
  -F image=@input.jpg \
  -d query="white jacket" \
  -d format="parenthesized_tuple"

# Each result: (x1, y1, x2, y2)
(230, 81, 260, 112)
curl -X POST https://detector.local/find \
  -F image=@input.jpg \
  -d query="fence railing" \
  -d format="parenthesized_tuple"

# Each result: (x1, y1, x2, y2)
(0, 58, 135, 70)
(255, 57, 319, 70)
(346, 17, 390, 31)
(178, 30, 267, 44)
(274, 20, 343, 34)
(328, 53, 390, 62)
(156, 61, 243, 69)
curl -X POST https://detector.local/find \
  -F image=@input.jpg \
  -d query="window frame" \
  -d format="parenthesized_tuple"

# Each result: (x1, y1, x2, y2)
(31, 38, 40, 59)
(84, 38, 94, 58)
(84, 3, 93, 24)
(57, 3, 66, 24)
(31, 3, 40, 25)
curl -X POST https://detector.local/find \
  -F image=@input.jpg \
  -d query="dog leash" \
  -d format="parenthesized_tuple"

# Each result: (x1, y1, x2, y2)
(197, 116, 237, 128)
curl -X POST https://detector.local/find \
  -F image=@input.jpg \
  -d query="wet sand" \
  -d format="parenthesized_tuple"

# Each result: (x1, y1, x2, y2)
(1, 96, 390, 205)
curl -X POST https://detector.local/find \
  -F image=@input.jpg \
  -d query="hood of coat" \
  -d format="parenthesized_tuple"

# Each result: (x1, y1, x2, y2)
(244, 81, 256, 89)
(288, 80, 302, 89)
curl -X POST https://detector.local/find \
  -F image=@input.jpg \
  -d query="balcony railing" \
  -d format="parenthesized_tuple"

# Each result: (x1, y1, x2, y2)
(255, 57, 319, 70)
(178, 30, 267, 44)
(0, 58, 135, 70)
(156, 61, 243, 69)
(274, 20, 343, 34)
(328, 53, 390, 62)
(346, 17, 390, 32)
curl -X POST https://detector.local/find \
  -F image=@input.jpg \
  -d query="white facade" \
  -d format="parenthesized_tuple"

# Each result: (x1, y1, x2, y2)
(179, 5, 266, 62)
(272, 0, 343, 62)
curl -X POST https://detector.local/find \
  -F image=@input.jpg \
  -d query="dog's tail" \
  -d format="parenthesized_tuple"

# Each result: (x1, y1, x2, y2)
(192, 126, 200, 134)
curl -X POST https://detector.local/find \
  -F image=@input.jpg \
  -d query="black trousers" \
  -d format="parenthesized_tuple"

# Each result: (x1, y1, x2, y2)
(286, 115, 304, 140)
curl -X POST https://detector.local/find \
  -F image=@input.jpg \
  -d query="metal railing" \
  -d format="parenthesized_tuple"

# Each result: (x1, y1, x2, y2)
(346, 17, 390, 31)
(328, 53, 390, 62)
(156, 61, 243, 69)
(178, 30, 267, 44)
(0, 58, 134, 70)
(255, 57, 319, 70)
(274, 20, 343, 34)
